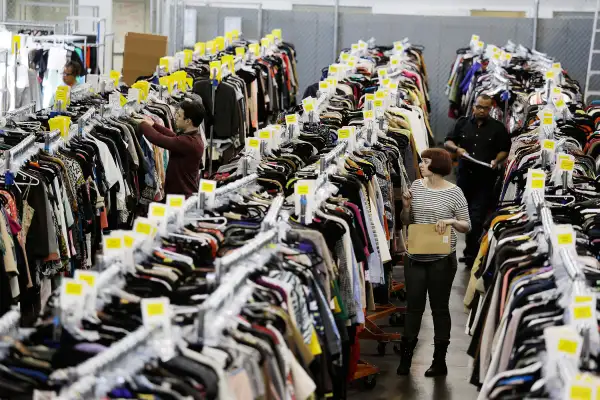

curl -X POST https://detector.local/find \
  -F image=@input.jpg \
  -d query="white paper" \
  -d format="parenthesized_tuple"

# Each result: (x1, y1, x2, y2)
(47, 48, 68, 71)
(464, 154, 493, 169)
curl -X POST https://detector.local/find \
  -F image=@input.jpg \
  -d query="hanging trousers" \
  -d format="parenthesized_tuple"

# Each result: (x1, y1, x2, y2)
(403, 253, 458, 341)
(457, 166, 498, 266)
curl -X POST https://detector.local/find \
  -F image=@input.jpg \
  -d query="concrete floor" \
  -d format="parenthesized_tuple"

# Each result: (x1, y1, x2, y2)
(348, 234, 480, 399)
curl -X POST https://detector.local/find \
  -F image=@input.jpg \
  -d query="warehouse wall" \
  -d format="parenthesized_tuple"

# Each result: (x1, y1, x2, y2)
(188, 5, 592, 141)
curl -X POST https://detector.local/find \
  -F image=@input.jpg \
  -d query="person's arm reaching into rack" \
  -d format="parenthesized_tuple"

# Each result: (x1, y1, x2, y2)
(139, 120, 190, 154)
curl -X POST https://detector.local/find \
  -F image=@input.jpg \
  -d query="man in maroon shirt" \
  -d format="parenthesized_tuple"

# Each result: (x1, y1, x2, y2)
(140, 100, 205, 197)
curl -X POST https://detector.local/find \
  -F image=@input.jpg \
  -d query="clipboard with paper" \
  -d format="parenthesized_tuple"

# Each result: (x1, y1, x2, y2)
(463, 154, 493, 169)
(407, 224, 452, 255)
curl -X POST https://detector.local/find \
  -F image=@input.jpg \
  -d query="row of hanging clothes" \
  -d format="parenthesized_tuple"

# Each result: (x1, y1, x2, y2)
(0, 77, 207, 324)
(0, 37, 433, 399)
(446, 39, 582, 135)
(131, 33, 300, 167)
(458, 39, 600, 399)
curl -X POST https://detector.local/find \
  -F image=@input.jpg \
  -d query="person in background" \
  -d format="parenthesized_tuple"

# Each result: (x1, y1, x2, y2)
(139, 99, 206, 198)
(398, 148, 471, 377)
(62, 61, 82, 88)
(444, 94, 511, 269)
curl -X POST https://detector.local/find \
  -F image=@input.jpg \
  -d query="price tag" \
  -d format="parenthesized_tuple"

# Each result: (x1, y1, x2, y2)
(235, 47, 246, 57)
(109, 70, 121, 86)
(337, 126, 356, 152)
(195, 42, 206, 56)
(338, 128, 350, 139)
(545, 70, 555, 80)
(206, 40, 216, 55)
(60, 278, 88, 321)
(366, 93, 375, 102)
(148, 202, 168, 221)
(133, 217, 156, 237)
(574, 305, 593, 319)
(49, 115, 71, 139)
(575, 296, 594, 303)
(102, 235, 123, 255)
(560, 158, 575, 171)
(303, 98, 316, 113)
(225, 31, 233, 44)
(558, 232, 574, 245)
(54, 86, 70, 110)
(542, 139, 556, 151)
(285, 114, 298, 125)
(128, 88, 141, 104)
(341, 52, 350, 62)
(167, 194, 185, 208)
(295, 179, 317, 224)
(553, 62, 562, 70)
(526, 169, 546, 193)
(199, 179, 217, 208)
(319, 81, 330, 92)
(471, 34, 480, 43)
(261, 38, 271, 48)
(503, 53, 513, 62)
(209, 61, 222, 82)
(141, 297, 175, 362)
(272, 29, 282, 40)
(558, 338, 578, 355)
(363, 110, 374, 121)
(11, 35, 21, 54)
(351, 43, 359, 52)
(124, 234, 135, 249)
(249, 43, 260, 57)
(214, 36, 225, 51)
(476, 41, 484, 50)
(569, 385, 592, 400)
(375, 90, 387, 99)
(159, 76, 174, 94)
(382, 78, 390, 87)
(374, 99, 384, 109)
(393, 41, 404, 53)
(232, 29, 240, 40)
(378, 68, 387, 77)
(248, 137, 260, 149)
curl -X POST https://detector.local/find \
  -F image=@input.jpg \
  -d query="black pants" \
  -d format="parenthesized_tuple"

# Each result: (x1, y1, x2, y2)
(403, 253, 458, 342)
(457, 167, 498, 265)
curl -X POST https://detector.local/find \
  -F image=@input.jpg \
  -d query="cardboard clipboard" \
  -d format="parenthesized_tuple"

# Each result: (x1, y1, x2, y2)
(407, 224, 451, 255)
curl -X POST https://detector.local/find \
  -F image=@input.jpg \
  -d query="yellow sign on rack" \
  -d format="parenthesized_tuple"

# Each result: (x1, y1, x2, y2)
(11, 35, 20, 54)
(183, 49, 193, 66)
(272, 29, 282, 40)
(249, 43, 260, 57)
(110, 70, 121, 86)
(209, 61, 222, 82)
(221, 55, 235, 75)
(214, 36, 225, 51)
(159, 76, 175, 94)
(225, 32, 234, 44)
(232, 29, 240, 40)
(206, 40, 216, 55)
(132, 81, 150, 101)
(49, 115, 72, 138)
(195, 42, 206, 56)
(236, 47, 246, 57)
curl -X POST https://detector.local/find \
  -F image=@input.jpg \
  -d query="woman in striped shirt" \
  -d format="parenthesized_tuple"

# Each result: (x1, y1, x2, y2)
(397, 148, 471, 377)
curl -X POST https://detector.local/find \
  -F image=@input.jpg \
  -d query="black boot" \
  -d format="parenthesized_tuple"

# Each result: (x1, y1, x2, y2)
(424, 340, 450, 377)
(396, 338, 418, 376)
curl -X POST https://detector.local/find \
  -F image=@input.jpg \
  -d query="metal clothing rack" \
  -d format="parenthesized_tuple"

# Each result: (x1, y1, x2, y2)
(30, 35, 88, 72)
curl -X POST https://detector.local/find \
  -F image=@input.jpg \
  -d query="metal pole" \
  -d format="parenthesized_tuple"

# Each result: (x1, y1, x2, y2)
(0, 0, 5, 21)
(150, 0, 155, 33)
(333, 0, 339, 60)
(532, 0, 540, 51)
(258, 4, 263, 38)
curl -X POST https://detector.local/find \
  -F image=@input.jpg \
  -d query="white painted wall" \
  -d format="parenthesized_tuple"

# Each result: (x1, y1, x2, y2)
(68, 0, 113, 73)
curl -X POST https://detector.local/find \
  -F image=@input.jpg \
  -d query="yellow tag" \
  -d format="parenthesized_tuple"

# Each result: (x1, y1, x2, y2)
(363, 110, 374, 119)
(304, 103, 315, 112)
(206, 40, 216, 55)
(531, 179, 544, 189)
(146, 302, 165, 317)
(105, 237, 122, 250)
(553, 87, 561, 95)
(169, 197, 184, 208)
(553, 62, 562, 70)
(341, 53, 350, 62)
(382, 78, 391, 87)
(348, 60, 356, 68)
(138, 394, 155, 400)
(319, 81, 329, 91)
(471, 34, 480, 42)
(124, 235, 134, 248)
(329, 65, 339, 74)
(297, 185, 309, 195)
(159, 76, 174, 94)
(542, 140, 555, 151)
(259, 130, 271, 139)
(225, 32, 233, 43)
(366, 94, 375, 101)
(477, 41, 484, 48)
(558, 233, 574, 245)
(574, 305, 592, 319)
(504, 53, 512, 61)
(232, 29, 240, 40)
(493, 52, 501, 60)
(182, 49, 193, 66)
(54, 86, 70, 109)
(338, 129, 350, 139)
(151, 205, 166, 218)
(379, 68, 387, 77)
(558, 154, 570, 161)
(195, 42, 206, 56)
(78, 273, 96, 288)
(375, 90, 386, 99)
(543, 116, 553, 125)
(209, 61, 222, 82)
(351, 43, 359, 51)
(308, 327, 322, 356)
(558, 338, 578, 355)
(374, 99, 384, 108)
(560, 159, 575, 171)
(556, 99, 566, 108)
(394, 42, 404, 52)
(272, 29, 282, 40)
(545, 70, 555, 80)
(49, 115, 71, 138)
(285, 114, 298, 124)
(249, 43, 260, 57)
(261, 38, 271, 48)
(391, 58, 399, 66)
(248, 138, 260, 148)
(570, 385, 592, 400)
(201, 182, 215, 193)
(120, 94, 127, 107)
(236, 47, 246, 57)
(186, 77, 193, 91)
(132, 81, 150, 100)
(110, 70, 121, 86)
(136, 222, 152, 235)
(214, 36, 225, 51)
(11, 35, 21, 54)
(66, 281, 83, 296)
(532, 171, 545, 178)
(266, 33, 275, 43)
(575, 296, 593, 303)
(221, 55, 235, 76)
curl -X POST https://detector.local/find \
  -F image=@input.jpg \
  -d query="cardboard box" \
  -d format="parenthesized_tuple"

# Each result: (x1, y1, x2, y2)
(122, 32, 168, 86)
(407, 224, 451, 255)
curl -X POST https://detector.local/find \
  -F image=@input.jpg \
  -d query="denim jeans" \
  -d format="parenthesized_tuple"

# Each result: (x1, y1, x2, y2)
(403, 253, 458, 341)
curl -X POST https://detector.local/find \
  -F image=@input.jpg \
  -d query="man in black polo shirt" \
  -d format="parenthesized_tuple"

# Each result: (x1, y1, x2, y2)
(444, 94, 511, 268)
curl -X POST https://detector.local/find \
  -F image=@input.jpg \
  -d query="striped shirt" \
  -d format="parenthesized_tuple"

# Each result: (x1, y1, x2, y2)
(408, 179, 471, 261)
